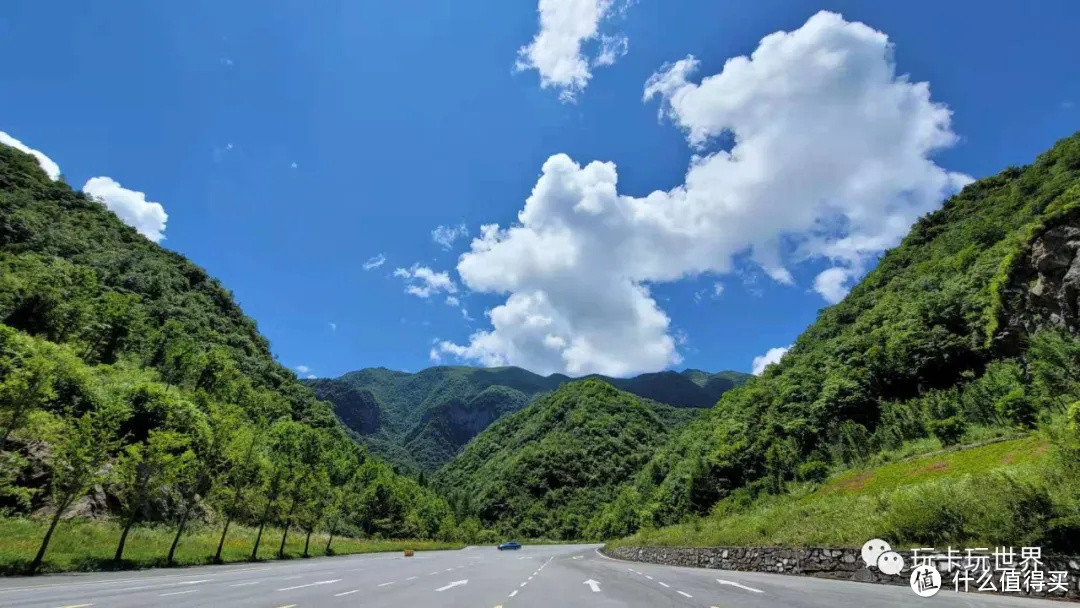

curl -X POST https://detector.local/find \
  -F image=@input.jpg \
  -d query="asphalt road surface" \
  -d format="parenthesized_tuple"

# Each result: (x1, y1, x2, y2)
(0, 544, 1067, 607)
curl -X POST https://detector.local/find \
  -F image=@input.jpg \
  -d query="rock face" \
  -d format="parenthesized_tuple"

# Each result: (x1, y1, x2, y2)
(998, 218, 1080, 352)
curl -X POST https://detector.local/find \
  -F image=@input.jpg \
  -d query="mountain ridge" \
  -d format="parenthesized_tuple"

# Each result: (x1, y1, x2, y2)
(304, 365, 751, 472)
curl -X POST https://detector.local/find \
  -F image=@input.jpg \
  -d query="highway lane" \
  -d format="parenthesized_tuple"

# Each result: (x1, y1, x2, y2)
(0, 544, 1068, 607)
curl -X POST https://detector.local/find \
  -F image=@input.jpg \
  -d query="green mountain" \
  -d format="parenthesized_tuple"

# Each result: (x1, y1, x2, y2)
(591, 131, 1080, 545)
(305, 366, 750, 472)
(0, 142, 455, 569)
(434, 379, 698, 539)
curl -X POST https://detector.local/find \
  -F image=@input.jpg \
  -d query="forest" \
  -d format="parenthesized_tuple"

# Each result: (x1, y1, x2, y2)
(0, 143, 462, 573)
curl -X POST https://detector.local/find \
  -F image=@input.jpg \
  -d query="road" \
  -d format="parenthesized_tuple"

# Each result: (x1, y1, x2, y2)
(0, 544, 1066, 607)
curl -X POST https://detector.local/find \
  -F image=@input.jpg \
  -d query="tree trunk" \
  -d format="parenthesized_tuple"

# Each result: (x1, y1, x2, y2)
(214, 516, 232, 563)
(114, 514, 137, 562)
(303, 530, 312, 558)
(250, 520, 266, 561)
(277, 494, 299, 559)
(324, 526, 335, 555)
(167, 507, 190, 565)
(29, 500, 66, 573)
(277, 523, 290, 559)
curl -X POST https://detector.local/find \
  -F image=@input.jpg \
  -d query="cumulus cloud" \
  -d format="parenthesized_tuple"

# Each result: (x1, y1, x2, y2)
(306, 374, 317, 380)
(431, 223, 469, 250)
(814, 267, 853, 303)
(515, 0, 629, 102)
(363, 253, 387, 270)
(0, 131, 61, 181)
(83, 177, 169, 243)
(752, 345, 791, 375)
(445, 295, 460, 307)
(296, 365, 312, 374)
(437, 11, 968, 376)
(394, 264, 457, 298)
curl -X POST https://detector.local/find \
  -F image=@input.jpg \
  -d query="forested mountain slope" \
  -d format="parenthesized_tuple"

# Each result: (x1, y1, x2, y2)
(0, 143, 455, 570)
(592, 131, 1080, 539)
(434, 379, 699, 539)
(306, 366, 749, 472)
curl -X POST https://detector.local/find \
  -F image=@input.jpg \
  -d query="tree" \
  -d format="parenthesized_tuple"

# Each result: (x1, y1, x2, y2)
(111, 430, 190, 562)
(0, 329, 55, 448)
(30, 401, 125, 573)
(276, 423, 324, 558)
(211, 414, 265, 563)
(165, 402, 213, 565)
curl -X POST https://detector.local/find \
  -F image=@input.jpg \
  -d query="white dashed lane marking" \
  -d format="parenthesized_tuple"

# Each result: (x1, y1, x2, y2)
(334, 589, 359, 597)
(159, 590, 197, 597)
(678, 590, 693, 598)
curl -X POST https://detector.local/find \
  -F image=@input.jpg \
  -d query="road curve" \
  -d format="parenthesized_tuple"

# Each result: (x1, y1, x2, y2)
(0, 543, 1065, 607)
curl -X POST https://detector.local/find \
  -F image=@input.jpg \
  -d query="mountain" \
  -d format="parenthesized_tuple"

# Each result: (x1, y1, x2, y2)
(0, 142, 454, 560)
(590, 131, 1080, 543)
(434, 379, 698, 539)
(305, 366, 750, 472)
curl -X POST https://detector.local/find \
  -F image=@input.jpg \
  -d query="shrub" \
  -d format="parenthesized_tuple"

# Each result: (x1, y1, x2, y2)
(796, 461, 830, 483)
(928, 416, 967, 446)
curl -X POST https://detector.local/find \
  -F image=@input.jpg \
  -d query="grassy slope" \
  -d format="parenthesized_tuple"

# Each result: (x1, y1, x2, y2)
(0, 518, 461, 574)
(610, 436, 1050, 549)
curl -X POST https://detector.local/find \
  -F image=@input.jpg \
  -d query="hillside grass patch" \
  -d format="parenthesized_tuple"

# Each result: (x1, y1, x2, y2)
(609, 436, 1054, 549)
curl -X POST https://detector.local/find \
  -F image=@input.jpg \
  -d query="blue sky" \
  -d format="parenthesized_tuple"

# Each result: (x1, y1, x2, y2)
(1, 0, 1077, 379)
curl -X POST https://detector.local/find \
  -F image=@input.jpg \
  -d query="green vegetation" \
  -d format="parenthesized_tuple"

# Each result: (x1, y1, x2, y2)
(309, 366, 748, 472)
(435, 379, 699, 540)
(0, 518, 461, 574)
(0, 142, 462, 573)
(609, 436, 1064, 549)
(596, 131, 1080, 548)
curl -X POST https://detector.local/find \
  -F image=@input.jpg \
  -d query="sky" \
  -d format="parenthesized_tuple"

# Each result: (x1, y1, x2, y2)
(1, 0, 1077, 379)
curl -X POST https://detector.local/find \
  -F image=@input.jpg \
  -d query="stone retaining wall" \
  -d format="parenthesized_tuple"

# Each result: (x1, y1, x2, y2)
(602, 546, 1080, 601)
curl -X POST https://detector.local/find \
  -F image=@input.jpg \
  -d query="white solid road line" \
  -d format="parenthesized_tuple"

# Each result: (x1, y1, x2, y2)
(678, 590, 693, 598)
(276, 579, 341, 591)
(159, 590, 197, 597)
(334, 589, 360, 597)
(57, 604, 93, 608)
(717, 579, 764, 593)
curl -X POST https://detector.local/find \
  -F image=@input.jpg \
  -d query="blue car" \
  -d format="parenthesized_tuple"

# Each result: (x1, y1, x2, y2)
(498, 541, 522, 551)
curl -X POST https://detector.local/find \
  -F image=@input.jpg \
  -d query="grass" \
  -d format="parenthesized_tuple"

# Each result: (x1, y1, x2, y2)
(0, 518, 463, 575)
(609, 436, 1056, 550)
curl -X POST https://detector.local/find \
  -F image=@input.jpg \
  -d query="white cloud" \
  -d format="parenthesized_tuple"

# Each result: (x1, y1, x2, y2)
(220, 57, 234, 67)
(296, 365, 312, 374)
(363, 253, 386, 270)
(0, 131, 61, 181)
(813, 267, 853, 303)
(328, 321, 337, 332)
(713, 282, 724, 297)
(306, 374, 317, 380)
(752, 345, 791, 375)
(83, 176, 169, 243)
(445, 295, 460, 307)
(394, 263, 457, 298)
(290, 161, 298, 169)
(435, 12, 968, 376)
(515, 0, 629, 102)
(431, 223, 469, 250)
